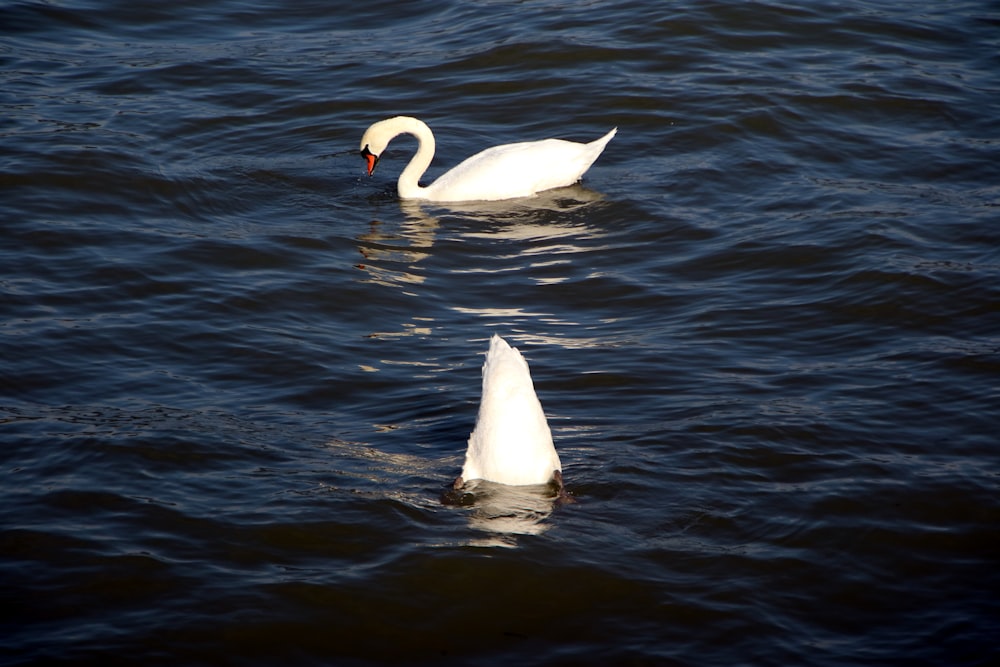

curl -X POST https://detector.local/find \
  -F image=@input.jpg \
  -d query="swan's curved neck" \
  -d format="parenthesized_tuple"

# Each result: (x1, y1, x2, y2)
(386, 116, 435, 199)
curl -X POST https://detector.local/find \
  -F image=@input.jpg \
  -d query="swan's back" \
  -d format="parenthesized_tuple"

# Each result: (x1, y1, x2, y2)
(460, 335, 561, 487)
(425, 128, 617, 202)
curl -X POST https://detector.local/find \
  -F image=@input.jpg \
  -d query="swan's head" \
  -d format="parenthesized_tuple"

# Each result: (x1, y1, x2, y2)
(359, 116, 430, 178)
(359, 118, 398, 177)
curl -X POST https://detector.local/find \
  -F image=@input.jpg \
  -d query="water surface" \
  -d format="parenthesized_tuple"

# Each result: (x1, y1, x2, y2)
(2, 1, 999, 665)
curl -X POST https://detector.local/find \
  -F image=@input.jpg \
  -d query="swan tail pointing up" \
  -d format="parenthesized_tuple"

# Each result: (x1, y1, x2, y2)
(458, 335, 561, 487)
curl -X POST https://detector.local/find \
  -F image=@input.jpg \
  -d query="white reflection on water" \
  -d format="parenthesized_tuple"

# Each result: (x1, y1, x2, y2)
(321, 439, 563, 547)
(354, 214, 439, 289)
(353, 185, 612, 343)
(400, 183, 607, 223)
(453, 479, 560, 541)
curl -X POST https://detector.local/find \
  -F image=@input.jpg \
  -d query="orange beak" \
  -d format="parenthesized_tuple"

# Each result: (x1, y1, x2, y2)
(361, 146, 378, 176)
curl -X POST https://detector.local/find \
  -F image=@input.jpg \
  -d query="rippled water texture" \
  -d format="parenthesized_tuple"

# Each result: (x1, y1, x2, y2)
(2, 1, 999, 665)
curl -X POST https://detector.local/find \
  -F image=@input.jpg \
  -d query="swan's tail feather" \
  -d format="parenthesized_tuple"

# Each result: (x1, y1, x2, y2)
(460, 334, 561, 487)
(591, 127, 617, 149)
(576, 127, 616, 177)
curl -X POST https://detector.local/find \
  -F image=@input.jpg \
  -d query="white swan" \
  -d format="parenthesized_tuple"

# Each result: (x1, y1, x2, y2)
(456, 334, 563, 489)
(359, 116, 616, 202)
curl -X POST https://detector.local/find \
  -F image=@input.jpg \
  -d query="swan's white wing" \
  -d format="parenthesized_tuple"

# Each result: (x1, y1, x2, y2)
(426, 130, 615, 202)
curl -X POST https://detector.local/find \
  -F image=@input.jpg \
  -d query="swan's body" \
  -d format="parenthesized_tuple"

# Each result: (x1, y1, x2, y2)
(456, 334, 562, 488)
(359, 116, 615, 202)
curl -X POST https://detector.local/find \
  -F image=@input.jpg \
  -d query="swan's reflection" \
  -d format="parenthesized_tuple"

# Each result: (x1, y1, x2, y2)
(401, 182, 606, 212)
(354, 184, 609, 342)
(448, 478, 562, 541)
(321, 439, 564, 547)
(354, 215, 439, 288)
(356, 184, 607, 289)
(398, 183, 607, 238)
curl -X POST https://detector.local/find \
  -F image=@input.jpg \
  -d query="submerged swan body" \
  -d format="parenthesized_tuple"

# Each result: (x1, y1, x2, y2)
(456, 334, 562, 488)
(359, 116, 616, 202)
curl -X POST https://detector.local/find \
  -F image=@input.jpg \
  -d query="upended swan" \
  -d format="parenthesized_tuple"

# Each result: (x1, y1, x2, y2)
(359, 116, 616, 202)
(455, 334, 563, 490)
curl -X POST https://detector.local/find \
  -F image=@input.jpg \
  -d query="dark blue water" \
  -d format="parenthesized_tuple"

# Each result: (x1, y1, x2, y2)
(2, 1, 999, 665)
